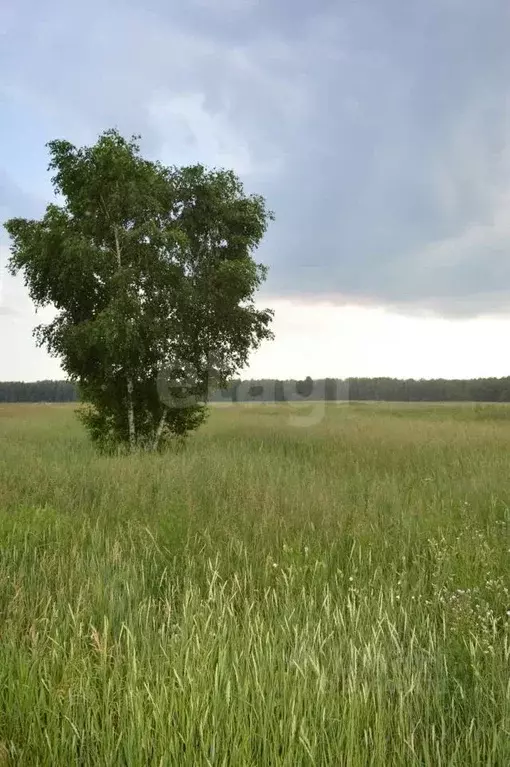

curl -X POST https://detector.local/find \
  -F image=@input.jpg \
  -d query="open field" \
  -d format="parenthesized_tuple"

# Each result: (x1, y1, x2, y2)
(0, 402, 510, 765)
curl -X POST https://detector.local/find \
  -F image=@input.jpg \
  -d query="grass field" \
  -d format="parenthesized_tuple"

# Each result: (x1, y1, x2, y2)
(0, 401, 509, 765)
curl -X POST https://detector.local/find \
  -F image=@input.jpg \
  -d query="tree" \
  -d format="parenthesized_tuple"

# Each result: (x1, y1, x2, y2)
(296, 375, 314, 398)
(248, 384, 264, 400)
(5, 129, 274, 452)
(274, 380, 286, 402)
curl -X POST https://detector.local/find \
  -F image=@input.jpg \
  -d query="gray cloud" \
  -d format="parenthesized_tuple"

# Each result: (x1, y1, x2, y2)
(1, 0, 510, 316)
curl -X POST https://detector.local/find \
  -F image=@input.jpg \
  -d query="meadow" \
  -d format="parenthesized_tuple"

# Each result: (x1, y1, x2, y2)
(0, 401, 509, 765)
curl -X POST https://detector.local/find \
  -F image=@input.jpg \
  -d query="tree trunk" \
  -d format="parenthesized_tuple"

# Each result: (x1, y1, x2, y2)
(127, 377, 136, 451)
(114, 225, 136, 451)
(152, 407, 167, 451)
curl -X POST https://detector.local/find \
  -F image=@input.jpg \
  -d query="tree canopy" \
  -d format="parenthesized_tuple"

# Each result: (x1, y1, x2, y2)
(5, 129, 274, 451)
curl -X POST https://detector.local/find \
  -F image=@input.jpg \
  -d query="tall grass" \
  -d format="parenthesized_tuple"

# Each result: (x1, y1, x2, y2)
(0, 402, 509, 765)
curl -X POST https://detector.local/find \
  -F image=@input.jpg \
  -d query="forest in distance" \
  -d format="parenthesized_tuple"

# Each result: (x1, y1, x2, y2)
(3, 376, 510, 404)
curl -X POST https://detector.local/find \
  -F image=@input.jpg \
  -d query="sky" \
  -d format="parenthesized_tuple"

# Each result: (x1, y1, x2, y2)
(1, 0, 510, 381)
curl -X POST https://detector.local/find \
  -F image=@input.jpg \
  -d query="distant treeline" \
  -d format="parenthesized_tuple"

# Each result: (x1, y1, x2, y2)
(3, 376, 510, 403)
(0, 380, 77, 403)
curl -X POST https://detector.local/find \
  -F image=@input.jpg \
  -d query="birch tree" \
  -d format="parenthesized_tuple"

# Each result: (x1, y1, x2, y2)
(5, 129, 274, 452)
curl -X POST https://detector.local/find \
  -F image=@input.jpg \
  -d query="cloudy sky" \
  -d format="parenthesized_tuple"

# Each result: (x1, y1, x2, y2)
(1, 0, 510, 381)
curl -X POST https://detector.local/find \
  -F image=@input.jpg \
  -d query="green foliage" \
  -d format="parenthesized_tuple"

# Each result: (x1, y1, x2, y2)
(5, 129, 273, 450)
